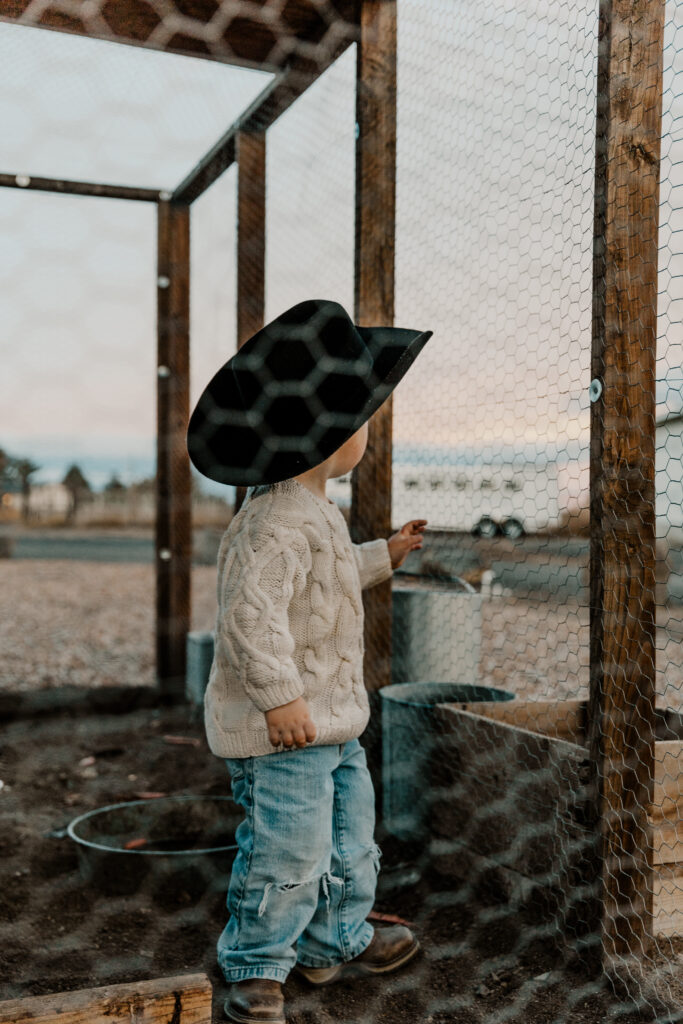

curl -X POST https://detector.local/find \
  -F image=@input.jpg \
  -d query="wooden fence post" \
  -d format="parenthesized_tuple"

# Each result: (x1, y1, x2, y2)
(352, 0, 397, 695)
(588, 0, 665, 967)
(235, 128, 266, 512)
(156, 200, 192, 697)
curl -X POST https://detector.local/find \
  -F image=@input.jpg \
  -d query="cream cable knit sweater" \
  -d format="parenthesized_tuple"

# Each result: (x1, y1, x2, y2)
(204, 478, 394, 759)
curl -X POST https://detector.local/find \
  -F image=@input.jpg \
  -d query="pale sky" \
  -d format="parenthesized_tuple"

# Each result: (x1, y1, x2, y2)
(2, 0, 683, 477)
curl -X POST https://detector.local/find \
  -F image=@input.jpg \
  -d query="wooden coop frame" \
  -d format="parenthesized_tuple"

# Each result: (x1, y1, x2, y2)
(0, 0, 670, 978)
(0, 0, 395, 700)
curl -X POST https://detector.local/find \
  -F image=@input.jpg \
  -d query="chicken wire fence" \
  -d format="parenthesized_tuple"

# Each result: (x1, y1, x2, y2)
(2, 0, 683, 1022)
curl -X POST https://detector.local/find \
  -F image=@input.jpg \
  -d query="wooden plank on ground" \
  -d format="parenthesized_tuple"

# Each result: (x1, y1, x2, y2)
(351, 0, 397, 695)
(588, 0, 665, 961)
(0, 973, 212, 1024)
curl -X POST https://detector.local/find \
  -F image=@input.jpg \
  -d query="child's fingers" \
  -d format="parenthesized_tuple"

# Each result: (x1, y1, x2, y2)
(304, 718, 317, 743)
(268, 728, 281, 748)
(281, 728, 294, 748)
(402, 520, 427, 536)
(292, 724, 308, 748)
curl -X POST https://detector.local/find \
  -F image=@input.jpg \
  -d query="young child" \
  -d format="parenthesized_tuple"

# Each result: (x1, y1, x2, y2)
(187, 299, 432, 1024)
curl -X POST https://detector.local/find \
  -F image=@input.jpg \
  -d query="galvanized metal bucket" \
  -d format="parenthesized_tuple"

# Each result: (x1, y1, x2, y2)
(380, 682, 515, 841)
(392, 576, 482, 684)
(186, 631, 215, 705)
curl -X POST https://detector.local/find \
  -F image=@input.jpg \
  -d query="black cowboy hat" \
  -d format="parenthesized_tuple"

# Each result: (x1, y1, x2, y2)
(186, 299, 432, 486)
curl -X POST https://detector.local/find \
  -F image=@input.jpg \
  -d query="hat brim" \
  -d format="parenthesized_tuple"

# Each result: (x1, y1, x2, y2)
(187, 325, 432, 487)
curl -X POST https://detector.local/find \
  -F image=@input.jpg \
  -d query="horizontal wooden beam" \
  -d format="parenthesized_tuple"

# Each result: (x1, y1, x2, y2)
(0, 172, 161, 202)
(0, 973, 212, 1024)
(0, 0, 358, 74)
(173, 43, 353, 204)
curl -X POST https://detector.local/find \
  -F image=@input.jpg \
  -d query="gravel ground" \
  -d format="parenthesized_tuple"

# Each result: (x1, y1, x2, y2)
(1, 560, 682, 714)
(0, 560, 217, 692)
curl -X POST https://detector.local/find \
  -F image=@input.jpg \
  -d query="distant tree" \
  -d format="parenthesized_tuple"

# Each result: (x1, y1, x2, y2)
(0, 450, 22, 513)
(130, 476, 155, 496)
(104, 474, 126, 495)
(0, 449, 7, 503)
(62, 464, 92, 523)
(15, 458, 40, 523)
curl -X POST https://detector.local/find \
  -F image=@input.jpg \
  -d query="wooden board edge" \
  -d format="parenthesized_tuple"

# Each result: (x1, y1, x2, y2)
(0, 973, 212, 1024)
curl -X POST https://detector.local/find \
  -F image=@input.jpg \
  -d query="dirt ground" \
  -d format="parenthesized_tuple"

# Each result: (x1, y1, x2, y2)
(2, 703, 682, 1024)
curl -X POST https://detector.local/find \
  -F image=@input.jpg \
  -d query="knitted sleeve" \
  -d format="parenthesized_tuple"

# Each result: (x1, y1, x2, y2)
(352, 539, 393, 590)
(218, 526, 311, 712)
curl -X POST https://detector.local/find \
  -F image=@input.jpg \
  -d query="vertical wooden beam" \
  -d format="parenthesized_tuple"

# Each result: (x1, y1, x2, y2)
(156, 200, 192, 697)
(352, 0, 397, 694)
(588, 0, 664, 967)
(235, 128, 267, 512)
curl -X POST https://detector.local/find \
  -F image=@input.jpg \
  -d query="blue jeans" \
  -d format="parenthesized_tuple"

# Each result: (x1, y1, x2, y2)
(218, 738, 380, 984)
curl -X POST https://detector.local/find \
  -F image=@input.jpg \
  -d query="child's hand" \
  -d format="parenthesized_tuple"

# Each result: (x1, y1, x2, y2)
(265, 697, 317, 749)
(388, 519, 427, 569)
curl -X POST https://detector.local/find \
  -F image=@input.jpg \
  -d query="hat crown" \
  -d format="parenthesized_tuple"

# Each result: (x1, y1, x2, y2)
(238, 299, 369, 373)
(230, 299, 373, 415)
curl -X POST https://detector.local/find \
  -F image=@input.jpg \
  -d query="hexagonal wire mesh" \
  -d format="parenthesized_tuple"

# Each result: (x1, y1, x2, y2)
(3, 0, 683, 1022)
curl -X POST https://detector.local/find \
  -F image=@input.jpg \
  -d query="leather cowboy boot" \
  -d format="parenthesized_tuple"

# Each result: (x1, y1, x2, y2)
(223, 979, 285, 1023)
(296, 925, 419, 986)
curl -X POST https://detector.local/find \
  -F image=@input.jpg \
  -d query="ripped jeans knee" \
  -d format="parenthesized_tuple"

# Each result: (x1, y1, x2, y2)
(257, 870, 345, 918)
(367, 842, 382, 876)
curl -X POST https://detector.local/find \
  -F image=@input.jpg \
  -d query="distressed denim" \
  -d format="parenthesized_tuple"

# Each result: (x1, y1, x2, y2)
(217, 738, 380, 983)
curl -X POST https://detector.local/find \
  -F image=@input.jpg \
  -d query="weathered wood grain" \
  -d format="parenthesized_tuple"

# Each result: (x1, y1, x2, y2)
(351, 0, 397, 694)
(0, 973, 212, 1024)
(589, 0, 665, 961)
(652, 741, 683, 818)
(653, 865, 683, 936)
(650, 816, 683, 866)
(459, 698, 587, 743)
(233, 129, 266, 513)
(156, 201, 192, 695)
(237, 131, 266, 350)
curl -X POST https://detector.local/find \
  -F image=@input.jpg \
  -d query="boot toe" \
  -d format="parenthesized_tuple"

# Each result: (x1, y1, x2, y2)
(224, 979, 285, 1023)
(355, 924, 419, 969)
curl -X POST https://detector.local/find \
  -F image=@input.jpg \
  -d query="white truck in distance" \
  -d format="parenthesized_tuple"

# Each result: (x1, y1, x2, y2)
(327, 458, 562, 537)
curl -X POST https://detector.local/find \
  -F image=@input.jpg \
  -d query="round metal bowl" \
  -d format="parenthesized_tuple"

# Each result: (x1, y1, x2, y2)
(67, 794, 240, 900)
